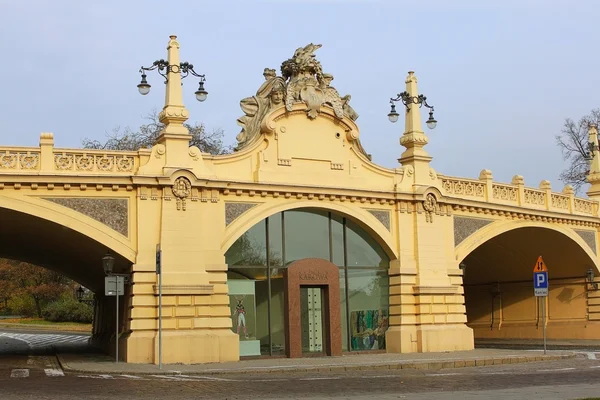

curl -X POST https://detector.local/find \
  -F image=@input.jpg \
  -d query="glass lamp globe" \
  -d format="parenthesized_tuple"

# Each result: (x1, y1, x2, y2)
(426, 112, 437, 129)
(137, 83, 151, 95)
(195, 82, 208, 102)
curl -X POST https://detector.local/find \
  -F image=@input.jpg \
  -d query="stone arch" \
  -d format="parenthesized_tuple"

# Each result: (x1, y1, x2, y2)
(456, 219, 598, 270)
(0, 194, 136, 262)
(221, 200, 398, 260)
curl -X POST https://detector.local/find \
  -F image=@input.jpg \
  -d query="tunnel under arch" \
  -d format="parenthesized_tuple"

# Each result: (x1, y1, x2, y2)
(0, 203, 135, 293)
(459, 224, 599, 341)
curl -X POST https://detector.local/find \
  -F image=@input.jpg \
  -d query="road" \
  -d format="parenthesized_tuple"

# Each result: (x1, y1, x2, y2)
(1, 329, 600, 399)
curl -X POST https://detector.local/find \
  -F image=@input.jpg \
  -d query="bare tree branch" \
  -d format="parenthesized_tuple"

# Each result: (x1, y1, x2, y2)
(82, 109, 233, 155)
(555, 108, 600, 194)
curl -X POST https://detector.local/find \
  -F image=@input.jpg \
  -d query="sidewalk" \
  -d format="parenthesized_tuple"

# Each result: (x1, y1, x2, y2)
(476, 338, 600, 350)
(55, 348, 576, 376)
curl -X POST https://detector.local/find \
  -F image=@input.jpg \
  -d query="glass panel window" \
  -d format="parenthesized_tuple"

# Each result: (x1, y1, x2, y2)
(330, 213, 345, 267)
(347, 268, 389, 351)
(283, 209, 330, 264)
(339, 267, 349, 351)
(227, 268, 269, 356)
(268, 214, 283, 268)
(225, 220, 267, 267)
(345, 219, 389, 268)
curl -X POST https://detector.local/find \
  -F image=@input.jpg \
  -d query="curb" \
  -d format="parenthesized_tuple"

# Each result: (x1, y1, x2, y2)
(55, 353, 576, 376)
(0, 323, 91, 335)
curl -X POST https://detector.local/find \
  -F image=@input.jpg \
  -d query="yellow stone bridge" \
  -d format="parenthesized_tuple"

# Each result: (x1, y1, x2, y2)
(1, 36, 599, 364)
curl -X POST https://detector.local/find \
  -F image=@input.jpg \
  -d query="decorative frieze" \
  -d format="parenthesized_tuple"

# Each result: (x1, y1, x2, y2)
(574, 229, 597, 254)
(44, 197, 129, 237)
(454, 216, 493, 246)
(225, 202, 259, 226)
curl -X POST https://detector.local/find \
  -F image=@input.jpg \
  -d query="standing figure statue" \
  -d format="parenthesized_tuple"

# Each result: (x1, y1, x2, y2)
(236, 68, 286, 150)
(233, 296, 249, 339)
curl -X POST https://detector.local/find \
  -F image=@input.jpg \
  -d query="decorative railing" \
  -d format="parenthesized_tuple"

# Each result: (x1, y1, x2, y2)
(441, 178, 485, 198)
(0, 148, 41, 172)
(0, 134, 139, 175)
(439, 171, 598, 217)
(53, 150, 137, 173)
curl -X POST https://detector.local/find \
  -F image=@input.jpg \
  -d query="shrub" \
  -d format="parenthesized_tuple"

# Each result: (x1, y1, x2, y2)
(42, 299, 93, 323)
(7, 295, 37, 317)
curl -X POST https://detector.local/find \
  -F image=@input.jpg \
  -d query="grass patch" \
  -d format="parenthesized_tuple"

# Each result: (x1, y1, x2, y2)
(0, 318, 91, 332)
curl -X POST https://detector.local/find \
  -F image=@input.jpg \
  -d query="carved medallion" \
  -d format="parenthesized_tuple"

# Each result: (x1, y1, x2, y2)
(423, 193, 438, 223)
(172, 177, 192, 211)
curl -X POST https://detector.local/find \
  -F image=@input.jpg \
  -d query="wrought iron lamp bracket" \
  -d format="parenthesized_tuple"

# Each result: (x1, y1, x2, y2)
(390, 91, 435, 112)
(139, 60, 205, 85)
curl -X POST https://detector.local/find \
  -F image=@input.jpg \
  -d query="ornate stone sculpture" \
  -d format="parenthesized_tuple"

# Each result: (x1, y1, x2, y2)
(172, 176, 192, 211)
(235, 68, 286, 150)
(423, 193, 438, 223)
(235, 44, 361, 151)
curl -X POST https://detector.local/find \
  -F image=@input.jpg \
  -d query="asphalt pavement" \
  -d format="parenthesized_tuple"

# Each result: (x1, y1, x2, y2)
(2, 328, 600, 399)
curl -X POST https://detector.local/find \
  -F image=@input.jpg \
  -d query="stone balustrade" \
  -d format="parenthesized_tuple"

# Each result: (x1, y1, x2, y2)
(439, 169, 598, 217)
(0, 133, 139, 175)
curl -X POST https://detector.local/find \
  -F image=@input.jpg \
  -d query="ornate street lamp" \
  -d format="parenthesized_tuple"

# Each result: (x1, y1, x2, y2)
(102, 252, 115, 276)
(76, 285, 85, 302)
(388, 91, 437, 129)
(587, 268, 598, 291)
(137, 39, 208, 102)
(76, 285, 95, 306)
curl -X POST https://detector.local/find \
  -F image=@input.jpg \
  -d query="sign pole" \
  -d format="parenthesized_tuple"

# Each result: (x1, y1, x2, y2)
(542, 297, 547, 354)
(159, 269, 162, 369)
(533, 255, 549, 355)
(156, 244, 162, 370)
(115, 275, 119, 364)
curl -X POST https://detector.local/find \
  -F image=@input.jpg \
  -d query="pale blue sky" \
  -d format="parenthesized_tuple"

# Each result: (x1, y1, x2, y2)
(1, 0, 598, 190)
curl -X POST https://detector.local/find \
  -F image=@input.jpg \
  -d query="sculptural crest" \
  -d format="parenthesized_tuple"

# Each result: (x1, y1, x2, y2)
(235, 44, 359, 151)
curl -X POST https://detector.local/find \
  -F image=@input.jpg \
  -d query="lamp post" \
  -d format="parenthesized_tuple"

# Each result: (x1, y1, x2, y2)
(76, 285, 95, 306)
(136, 36, 208, 102)
(388, 90, 438, 129)
(102, 251, 123, 363)
(587, 268, 598, 291)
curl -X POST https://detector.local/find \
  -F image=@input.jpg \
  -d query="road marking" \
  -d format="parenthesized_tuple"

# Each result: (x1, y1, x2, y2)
(585, 352, 597, 360)
(298, 377, 343, 380)
(176, 374, 235, 381)
(119, 374, 146, 379)
(151, 375, 197, 381)
(537, 367, 576, 372)
(44, 368, 65, 377)
(426, 373, 463, 376)
(10, 369, 29, 378)
(589, 365, 600, 369)
(0, 332, 88, 349)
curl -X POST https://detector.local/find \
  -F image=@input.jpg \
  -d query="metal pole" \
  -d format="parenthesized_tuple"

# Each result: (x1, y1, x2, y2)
(159, 269, 162, 369)
(542, 296, 547, 355)
(115, 275, 119, 363)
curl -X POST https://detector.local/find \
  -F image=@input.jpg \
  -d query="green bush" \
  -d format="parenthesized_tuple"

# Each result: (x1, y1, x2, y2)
(7, 295, 37, 317)
(42, 299, 93, 323)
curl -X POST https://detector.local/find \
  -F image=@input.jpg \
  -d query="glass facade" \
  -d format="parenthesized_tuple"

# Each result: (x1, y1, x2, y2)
(225, 208, 390, 357)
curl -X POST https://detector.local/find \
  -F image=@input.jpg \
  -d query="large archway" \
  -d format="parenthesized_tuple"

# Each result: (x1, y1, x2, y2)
(225, 207, 392, 358)
(0, 205, 135, 356)
(459, 225, 598, 341)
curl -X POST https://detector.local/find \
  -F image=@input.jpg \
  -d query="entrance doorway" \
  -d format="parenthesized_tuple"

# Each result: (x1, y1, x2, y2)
(300, 287, 326, 354)
(284, 258, 342, 358)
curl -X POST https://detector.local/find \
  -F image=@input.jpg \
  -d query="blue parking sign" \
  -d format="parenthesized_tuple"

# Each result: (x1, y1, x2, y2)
(534, 271, 548, 297)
